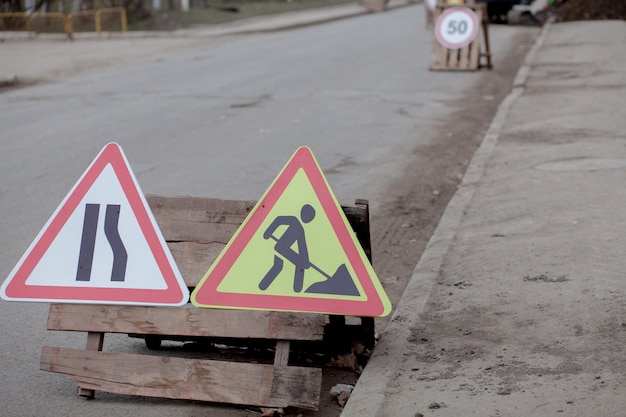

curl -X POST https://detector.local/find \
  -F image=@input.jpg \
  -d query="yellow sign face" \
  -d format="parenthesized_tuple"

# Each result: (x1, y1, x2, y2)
(217, 168, 366, 300)
(191, 147, 391, 317)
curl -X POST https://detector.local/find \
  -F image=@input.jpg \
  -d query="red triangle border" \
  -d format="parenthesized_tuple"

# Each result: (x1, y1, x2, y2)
(192, 147, 387, 316)
(2, 143, 187, 305)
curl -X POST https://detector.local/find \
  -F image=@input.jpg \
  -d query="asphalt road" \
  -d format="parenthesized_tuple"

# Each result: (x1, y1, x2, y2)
(0, 5, 537, 416)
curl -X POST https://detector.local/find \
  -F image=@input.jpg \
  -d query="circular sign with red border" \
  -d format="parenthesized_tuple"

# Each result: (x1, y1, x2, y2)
(434, 6, 479, 50)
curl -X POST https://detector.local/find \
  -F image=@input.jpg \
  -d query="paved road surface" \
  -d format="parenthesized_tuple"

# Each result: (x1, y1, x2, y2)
(0, 4, 539, 416)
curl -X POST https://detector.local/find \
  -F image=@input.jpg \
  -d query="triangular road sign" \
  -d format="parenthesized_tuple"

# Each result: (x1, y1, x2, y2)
(1, 143, 189, 306)
(191, 147, 391, 317)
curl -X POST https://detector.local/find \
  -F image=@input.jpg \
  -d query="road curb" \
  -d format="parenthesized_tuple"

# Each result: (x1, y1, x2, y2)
(340, 19, 553, 417)
(513, 17, 553, 88)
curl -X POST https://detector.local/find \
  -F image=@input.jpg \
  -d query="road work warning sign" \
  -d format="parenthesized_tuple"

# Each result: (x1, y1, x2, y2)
(191, 147, 391, 317)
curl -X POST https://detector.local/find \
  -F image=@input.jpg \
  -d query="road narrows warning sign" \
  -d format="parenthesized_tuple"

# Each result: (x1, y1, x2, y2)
(0, 143, 189, 306)
(191, 147, 391, 317)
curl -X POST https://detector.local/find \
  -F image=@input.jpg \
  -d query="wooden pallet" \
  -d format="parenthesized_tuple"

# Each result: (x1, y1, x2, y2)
(358, 0, 388, 13)
(429, 2, 492, 71)
(40, 195, 374, 410)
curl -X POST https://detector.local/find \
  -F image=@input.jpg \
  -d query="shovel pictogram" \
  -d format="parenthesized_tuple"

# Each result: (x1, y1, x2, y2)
(304, 263, 359, 296)
(259, 204, 360, 297)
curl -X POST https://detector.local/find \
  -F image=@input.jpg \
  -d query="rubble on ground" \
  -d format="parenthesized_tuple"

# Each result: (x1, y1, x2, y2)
(554, 0, 626, 22)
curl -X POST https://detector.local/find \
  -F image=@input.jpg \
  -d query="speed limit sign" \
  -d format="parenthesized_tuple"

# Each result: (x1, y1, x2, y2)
(434, 6, 479, 50)
(424, 0, 436, 11)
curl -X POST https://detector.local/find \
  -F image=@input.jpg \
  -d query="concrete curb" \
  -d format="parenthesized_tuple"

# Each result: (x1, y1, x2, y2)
(512, 17, 553, 88)
(340, 18, 553, 417)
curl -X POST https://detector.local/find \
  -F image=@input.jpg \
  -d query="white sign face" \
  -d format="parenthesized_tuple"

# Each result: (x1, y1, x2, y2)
(24, 164, 165, 290)
(425, 0, 437, 11)
(434, 7, 479, 50)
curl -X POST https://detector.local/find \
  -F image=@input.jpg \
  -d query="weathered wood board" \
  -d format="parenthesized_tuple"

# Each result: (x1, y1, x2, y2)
(41, 347, 321, 410)
(46, 303, 326, 341)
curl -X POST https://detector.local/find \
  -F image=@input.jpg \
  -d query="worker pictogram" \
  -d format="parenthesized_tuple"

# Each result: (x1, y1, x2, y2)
(0, 143, 189, 306)
(260, 204, 315, 293)
(191, 146, 391, 317)
(259, 203, 360, 297)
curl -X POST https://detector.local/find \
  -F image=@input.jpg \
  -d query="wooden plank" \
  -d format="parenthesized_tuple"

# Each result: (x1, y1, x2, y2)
(430, 5, 446, 70)
(85, 331, 104, 351)
(274, 340, 290, 366)
(451, 48, 461, 70)
(40, 346, 321, 410)
(147, 194, 254, 218)
(149, 195, 368, 243)
(478, 5, 492, 69)
(168, 241, 222, 287)
(438, 40, 449, 69)
(358, 0, 386, 12)
(46, 304, 326, 341)
(349, 199, 371, 261)
(459, 44, 470, 69)
(429, 38, 441, 70)
(77, 332, 104, 398)
(470, 4, 486, 70)
(468, 37, 480, 70)
(147, 195, 253, 243)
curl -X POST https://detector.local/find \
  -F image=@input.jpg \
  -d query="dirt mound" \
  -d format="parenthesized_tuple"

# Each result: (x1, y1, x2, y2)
(554, 0, 626, 22)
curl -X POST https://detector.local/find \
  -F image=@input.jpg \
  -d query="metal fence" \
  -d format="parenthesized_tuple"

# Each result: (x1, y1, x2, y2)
(0, 7, 126, 37)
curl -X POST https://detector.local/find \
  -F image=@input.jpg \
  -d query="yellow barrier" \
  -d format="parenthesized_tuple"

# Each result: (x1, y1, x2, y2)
(68, 7, 127, 36)
(0, 8, 126, 38)
(0, 12, 70, 35)
(97, 8, 127, 35)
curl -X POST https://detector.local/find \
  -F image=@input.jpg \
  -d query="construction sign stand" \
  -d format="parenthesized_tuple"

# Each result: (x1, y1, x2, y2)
(39, 195, 378, 410)
(36, 148, 387, 411)
(358, 0, 388, 13)
(429, 1, 492, 71)
(424, 0, 436, 27)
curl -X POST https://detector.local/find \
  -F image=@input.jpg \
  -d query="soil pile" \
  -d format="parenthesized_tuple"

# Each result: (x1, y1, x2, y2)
(554, 0, 626, 22)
